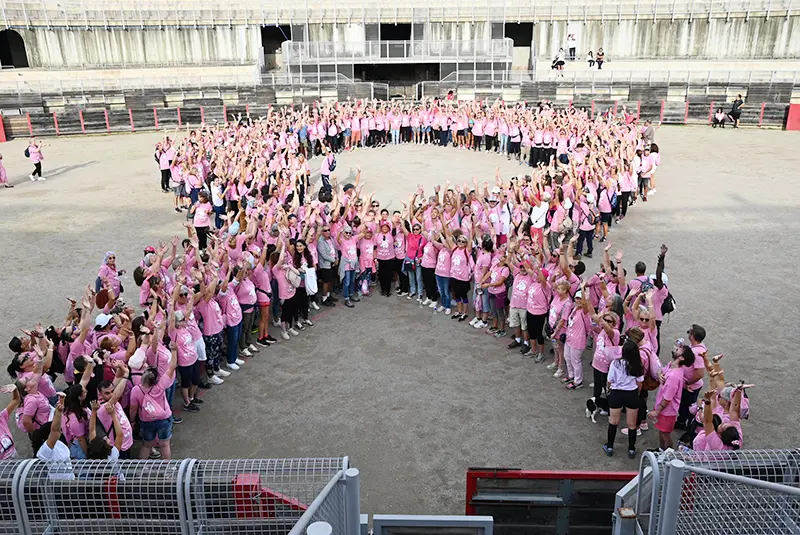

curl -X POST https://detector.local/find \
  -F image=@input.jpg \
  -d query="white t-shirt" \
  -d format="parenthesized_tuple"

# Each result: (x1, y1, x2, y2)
(530, 202, 549, 229)
(36, 441, 75, 480)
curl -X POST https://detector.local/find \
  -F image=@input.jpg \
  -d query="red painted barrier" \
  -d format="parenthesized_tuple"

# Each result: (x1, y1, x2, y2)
(200, 106, 205, 124)
(177, 107, 182, 127)
(26, 113, 32, 136)
(0, 115, 6, 143)
(53, 112, 60, 136)
(758, 102, 766, 127)
(636, 101, 641, 121)
(684, 101, 690, 124)
(465, 468, 638, 516)
(129, 109, 135, 132)
(245, 103, 250, 115)
(591, 100, 595, 119)
(786, 104, 800, 130)
(659, 100, 665, 123)
(708, 102, 715, 125)
(568, 99, 573, 107)
(153, 107, 159, 130)
(104, 109, 110, 133)
(79, 110, 86, 134)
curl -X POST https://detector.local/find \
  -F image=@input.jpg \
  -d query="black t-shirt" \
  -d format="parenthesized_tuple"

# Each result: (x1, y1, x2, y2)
(732, 99, 743, 112)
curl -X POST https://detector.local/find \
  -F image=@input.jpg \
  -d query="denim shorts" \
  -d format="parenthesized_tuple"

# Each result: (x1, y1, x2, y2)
(140, 417, 173, 442)
(344, 128, 352, 137)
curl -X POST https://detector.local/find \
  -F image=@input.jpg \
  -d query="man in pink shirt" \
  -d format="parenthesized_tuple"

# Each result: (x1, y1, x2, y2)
(650, 346, 695, 450)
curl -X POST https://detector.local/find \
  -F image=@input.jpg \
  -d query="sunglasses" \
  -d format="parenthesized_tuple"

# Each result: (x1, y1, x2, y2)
(322, 228, 331, 232)
(344, 231, 353, 235)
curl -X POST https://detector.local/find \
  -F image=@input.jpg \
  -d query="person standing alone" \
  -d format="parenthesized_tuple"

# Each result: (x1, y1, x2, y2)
(26, 138, 45, 181)
(567, 34, 577, 61)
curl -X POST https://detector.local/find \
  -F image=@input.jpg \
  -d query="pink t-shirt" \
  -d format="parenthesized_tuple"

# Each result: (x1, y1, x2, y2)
(234, 277, 258, 308)
(193, 202, 212, 227)
(656, 364, 686, 417)
(566, 308, 591, 350)
(434, 245, 452, 278)
(61, 409, 90, 444)
(195, 297, 225, 336)
(130, 371, 174, 422)
(509, 271, 532, 309)
(358, 236, 377, 271)
(169, 327, 198, 367)
(340, 237, 359, 263)
(487, 264, 509, 296)
(376, 232, 395, 261)
(97, 401, 134, 451)
(449, 248, 473, 281)
(526, 280, 551, 315)
(22, 393, 51, 430)
(272, 263, 296, 300)
(421, 240, 438, 269)
(591, 329, 620, 373)
(0, 409, 17, 459)
(251, 264, 271, 305)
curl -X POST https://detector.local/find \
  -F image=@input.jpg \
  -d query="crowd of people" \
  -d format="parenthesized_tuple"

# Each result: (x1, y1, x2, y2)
(3, 98, 749, 466)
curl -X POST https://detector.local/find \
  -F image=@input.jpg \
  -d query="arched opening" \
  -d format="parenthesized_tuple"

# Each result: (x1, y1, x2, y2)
(0, 29, 29, 68)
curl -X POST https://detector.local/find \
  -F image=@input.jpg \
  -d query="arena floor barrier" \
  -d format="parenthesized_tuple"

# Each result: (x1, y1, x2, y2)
(465, 467, 637, 535)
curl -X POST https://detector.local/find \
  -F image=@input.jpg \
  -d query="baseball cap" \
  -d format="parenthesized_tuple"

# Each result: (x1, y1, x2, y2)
(574, 290, 583, 299)
(488, 195, 499, 202)
(143, 246, 155, 253)
(95, 314, 113, 329)
(491, 186, 501, 194)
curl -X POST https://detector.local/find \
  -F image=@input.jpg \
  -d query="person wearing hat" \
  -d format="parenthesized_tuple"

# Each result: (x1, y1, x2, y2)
(562, 285, 591, 390)
(574, 191, 597, 259)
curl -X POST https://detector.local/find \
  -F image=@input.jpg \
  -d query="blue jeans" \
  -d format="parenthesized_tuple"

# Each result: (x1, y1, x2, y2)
(342, 270, 356, 299)
(391, 129, 400, 144)
(499, 134, 509, 153)
(270, 279, 281, 318)
(407, 264, 423, 297)
(213, 204, 225, 229)
(226, 321, 242, 364)
(165, 376, 177, 407)
(435, 275, 451, 308)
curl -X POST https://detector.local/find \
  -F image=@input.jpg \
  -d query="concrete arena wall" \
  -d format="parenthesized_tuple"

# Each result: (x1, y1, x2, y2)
(534, 17, 800, 59)
(19, 27, 261, 68)
(306, 17, 800, 60)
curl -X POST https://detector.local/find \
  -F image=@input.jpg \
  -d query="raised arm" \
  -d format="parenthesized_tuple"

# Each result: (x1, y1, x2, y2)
(654, 244, 667, 289)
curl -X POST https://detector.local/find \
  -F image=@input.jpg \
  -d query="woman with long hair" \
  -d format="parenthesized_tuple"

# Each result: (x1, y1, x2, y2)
(603, 339, 645, 458)
(61, 384, 91, 459)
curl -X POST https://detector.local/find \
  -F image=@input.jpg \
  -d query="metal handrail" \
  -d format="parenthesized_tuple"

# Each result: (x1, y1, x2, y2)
(687, 465, 800, 496)
(287, 469, 345, 535)
(282, 39, 514, 64)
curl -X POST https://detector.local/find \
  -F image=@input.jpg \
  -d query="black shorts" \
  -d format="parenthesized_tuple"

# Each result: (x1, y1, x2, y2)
(451, 279, 471, 301)
(608, 389, 640, 410)
(600, 212, 612, 224)
(458, 129, 466, 137)
(318, 267, 335, 283)
(178, 362, 200, 388)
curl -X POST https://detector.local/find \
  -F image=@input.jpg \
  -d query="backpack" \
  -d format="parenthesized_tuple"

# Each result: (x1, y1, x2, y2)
(328, 154, 337, 172)
(661, 290, 676, 316)
(583, 205, 598, 226)
(639, 346, 661, 391)
(607, 188, 618, 210)
(24, 147, 30, 158)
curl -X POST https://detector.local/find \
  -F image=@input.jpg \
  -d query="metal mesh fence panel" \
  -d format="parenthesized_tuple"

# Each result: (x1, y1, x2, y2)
(674, 468, 800, 535)
(304, 480, 347, 535)
(188, 458, 345, 535)
(0, 460, 26, 535)
(19, 459, 190, 535)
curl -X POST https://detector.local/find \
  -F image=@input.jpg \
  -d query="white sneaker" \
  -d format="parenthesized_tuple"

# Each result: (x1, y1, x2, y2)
(311, 301, 320, 310)
(272, 318, 282, 327)
(648, 189, 655, 196)
(226, 362, 240, 371)
(416, 296, 423, 303)
(248, 344, 258, 353)
(422, 298, 431, 306)
(305, 318, 314, 326)
(469, 317, 479, 327)
(37, 176, 46, 181)
(29, 174, 35, 181)
(444, 308, 451, 315)
(216, 369, 231, 377)
(281, 331, 290, 340)
(553, 369, 564, 378)
(621, 427, 642, 437)
(235, 358, 245, 365)
(429, 301, 437, 308)
(240, 349, 252, 358)
(406, 294, 413, 300)
(209, 375, 224, 385)
(288, 328, 300, 336)
(651, 189, 657, 195)
(435, 305, 444, 313)
(473, 320, 487, 329)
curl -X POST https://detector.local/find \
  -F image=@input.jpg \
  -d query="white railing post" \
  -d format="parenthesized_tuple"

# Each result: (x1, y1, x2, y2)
(657, 460, 686, 535)
(345, 468, 361, 535)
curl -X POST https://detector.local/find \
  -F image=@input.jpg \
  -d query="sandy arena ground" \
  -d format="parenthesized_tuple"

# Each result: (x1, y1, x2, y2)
(1, 126, 799, 515)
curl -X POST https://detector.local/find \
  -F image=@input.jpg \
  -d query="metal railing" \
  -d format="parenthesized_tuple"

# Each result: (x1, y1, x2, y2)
(282, 39, 514, 66)
(629, 449, 800, 535)
(0, 0, 793, 28)
(534, 69, 800, 85)
(1, 457, 358, 535)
